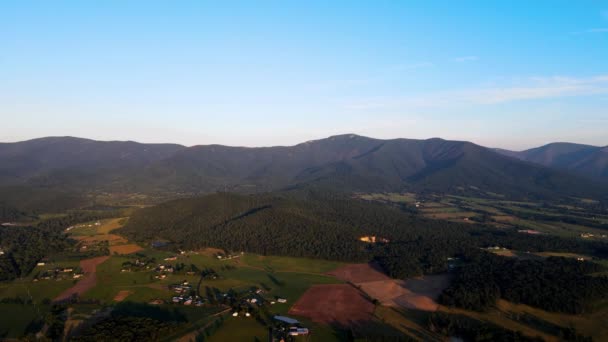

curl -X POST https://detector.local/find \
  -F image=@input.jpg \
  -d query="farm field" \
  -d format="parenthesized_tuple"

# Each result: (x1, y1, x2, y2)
(2, 211, 607, 341)
(356, 192, 608, 240)
(289, 284, 375, 325)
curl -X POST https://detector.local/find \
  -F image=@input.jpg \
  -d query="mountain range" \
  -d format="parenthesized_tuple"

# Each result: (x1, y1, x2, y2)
(495, 143, 608, 181)
(0, 135, 607, 206)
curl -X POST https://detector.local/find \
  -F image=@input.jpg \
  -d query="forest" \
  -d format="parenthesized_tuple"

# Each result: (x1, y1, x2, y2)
(0, 211, 115, 281)
(70, 302, 186, 341)
(439, 252, 608, 314)
(121, 191, 608, 279)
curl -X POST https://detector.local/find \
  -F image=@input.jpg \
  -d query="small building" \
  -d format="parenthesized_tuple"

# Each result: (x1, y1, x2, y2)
(289, 327, 310, 336)
(37, 262, 45, 266)
(277, 298, 287, 303)
(274, 316, 299, 325)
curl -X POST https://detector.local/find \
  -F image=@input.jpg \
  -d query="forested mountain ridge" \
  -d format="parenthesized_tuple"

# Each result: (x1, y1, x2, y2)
(496, 142, 608, 181)
(1, 135, 607, 201)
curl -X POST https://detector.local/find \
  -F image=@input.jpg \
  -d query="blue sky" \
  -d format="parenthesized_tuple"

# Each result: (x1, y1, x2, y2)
(1, 1, 607, 150)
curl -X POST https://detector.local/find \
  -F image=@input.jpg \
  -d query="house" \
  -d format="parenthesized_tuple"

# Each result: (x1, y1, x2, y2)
(73, 274, 83, 279)
(274, 316, 299, 325)
(288, 327, 310, 336)
(232, 312, 238, 317)
(164, 256, 177, 261)
(359, 236, 390, 243)
(277, 298, 287, 303)
(149, 299, 164, 305)
(36, 262, 45, 266)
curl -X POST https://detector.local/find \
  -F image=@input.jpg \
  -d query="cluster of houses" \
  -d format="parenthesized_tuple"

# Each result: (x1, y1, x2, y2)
(581, 233, 608, 239)
(172, 295, 205, 306)
(215, 251, 243, 260)
(66, 221, 102, 232)
(121, 257, 156, 272)
(359, 235, 390, 244)
(153, 264, 176, 279)
(518, 229, 543, 235)
(170, 281, 192, 294)
(33, 266, 83, 281)
(273, 316, 310, 337)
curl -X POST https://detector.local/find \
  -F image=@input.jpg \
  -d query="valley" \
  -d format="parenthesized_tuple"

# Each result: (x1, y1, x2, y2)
(1, 188, 607, 341)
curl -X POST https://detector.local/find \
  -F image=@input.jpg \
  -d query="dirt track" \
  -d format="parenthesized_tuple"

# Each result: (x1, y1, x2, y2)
(113, 290, 133, 302)
(288, 284, 375, 326)
(54, 256, 110, 302)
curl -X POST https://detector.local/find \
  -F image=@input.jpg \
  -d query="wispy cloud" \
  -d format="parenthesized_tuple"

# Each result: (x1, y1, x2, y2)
(453, 56, 479, 62)
(343, 74, 608, 110)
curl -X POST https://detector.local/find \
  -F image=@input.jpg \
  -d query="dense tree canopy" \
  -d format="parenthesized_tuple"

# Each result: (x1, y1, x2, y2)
(440, 252, 608, 314)
(121, 191, 608, 280)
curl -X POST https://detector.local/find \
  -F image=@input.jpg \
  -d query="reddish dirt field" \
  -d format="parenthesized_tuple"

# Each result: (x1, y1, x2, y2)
(109, 244, 143, 255)
(327, 262, 390, 283)
(75, 234, 127, 244)
(358, 275, 451, 312)
(288, 284, 375, 326)
(113, 290, 133, 302)
(54, 256, 110, 302)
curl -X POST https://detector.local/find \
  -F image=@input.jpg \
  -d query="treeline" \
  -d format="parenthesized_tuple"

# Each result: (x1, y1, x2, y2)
(439, 252, 608, 314)
(121, 191, 608, 279)
(0, 212, 117, 281)
(35, 211, 119, 232)
(0, 202, 30, 222)
(428, 312, 545, 342)
(0, 226, 73, 281)
(71, 302, 186, 341)
(427, 312, 592, 342)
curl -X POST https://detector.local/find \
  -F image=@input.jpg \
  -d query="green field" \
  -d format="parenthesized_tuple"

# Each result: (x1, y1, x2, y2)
(0, 303, 49, 338)
(0, 278, 75, 302)
(240, 254, 345, 274)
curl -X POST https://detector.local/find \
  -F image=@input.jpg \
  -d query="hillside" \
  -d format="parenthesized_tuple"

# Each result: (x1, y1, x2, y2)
(1, 135, 607, 202)
(496, 143, 608, 181)
(120, 192, 608, 273)
(0, 137, 184, 188)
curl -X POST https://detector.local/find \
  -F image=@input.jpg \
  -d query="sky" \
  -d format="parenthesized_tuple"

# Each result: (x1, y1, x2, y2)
(1, 1, 607, 150)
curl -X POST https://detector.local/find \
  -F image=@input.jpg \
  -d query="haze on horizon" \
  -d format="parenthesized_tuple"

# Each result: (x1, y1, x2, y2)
(1, 1, 607, 150)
